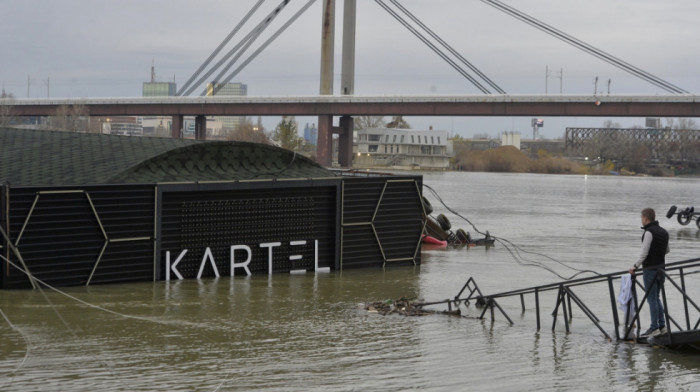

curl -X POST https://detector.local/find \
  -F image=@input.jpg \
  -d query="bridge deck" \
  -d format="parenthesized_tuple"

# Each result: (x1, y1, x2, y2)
(4, 94, 700, 117)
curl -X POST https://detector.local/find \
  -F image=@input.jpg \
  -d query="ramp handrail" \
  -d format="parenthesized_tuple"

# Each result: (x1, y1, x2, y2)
(418, 258, 700, 342)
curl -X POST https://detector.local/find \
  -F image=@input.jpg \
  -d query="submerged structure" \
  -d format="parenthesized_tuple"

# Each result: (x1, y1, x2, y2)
(416, 258, 700, 350)
(0, 129, 425, 289)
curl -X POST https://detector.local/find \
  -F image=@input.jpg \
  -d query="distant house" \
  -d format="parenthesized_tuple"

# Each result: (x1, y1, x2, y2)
(355, 128, 453, 169)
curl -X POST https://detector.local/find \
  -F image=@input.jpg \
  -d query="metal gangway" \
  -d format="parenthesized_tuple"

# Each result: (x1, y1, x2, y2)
(417, 258, 700, 349)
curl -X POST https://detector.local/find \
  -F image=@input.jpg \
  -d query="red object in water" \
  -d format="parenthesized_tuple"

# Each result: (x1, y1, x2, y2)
(421, 234, 447, 247)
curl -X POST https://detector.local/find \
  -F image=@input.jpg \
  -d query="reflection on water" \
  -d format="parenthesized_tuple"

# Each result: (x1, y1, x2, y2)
(676, 228, 700, 241)
(2, 173, 700, 391)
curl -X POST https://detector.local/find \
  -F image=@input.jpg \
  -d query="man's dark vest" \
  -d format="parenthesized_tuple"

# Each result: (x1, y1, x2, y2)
(642, 221, 669, 267)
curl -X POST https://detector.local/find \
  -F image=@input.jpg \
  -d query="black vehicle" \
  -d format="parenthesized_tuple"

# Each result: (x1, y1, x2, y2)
(666, 205, 700, 228)
(422, 196, 494, 247)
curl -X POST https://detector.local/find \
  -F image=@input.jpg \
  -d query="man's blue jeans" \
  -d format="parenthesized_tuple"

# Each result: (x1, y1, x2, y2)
(643, 268, 666, 331)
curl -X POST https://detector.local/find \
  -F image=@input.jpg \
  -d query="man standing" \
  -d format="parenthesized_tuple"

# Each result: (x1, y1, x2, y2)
(629, 208, 669, 337)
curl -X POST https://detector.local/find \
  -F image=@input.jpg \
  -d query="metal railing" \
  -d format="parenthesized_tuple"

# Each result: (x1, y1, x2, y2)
(417, 258, 700, 343)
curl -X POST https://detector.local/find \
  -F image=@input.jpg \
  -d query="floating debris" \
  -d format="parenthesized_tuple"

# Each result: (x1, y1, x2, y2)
(364, 297, 461, 317)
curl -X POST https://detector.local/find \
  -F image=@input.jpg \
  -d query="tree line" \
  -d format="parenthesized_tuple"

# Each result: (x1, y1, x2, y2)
(579, 119, 700, 174)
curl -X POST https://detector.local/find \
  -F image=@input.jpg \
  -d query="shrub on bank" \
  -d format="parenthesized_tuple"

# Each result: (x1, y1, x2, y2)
(454, 146, 587, 174)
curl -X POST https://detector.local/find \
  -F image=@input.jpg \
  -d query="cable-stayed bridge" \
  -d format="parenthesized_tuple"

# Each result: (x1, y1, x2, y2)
(2, 0, 696, 167)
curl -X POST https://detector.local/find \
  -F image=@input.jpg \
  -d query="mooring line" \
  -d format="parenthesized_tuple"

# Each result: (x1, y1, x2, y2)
(0, 254, 276, 392)
(0, 254, 232, 333)
(0, 263, 129, 389)
(35, 277, 132, 389)
(0, 254, 240, 391)
(423, 183, 602, 280)
(0, 306, 31, 390)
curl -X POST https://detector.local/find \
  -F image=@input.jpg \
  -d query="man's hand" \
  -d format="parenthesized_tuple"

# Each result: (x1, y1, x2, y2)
(629, 267, 635, 275)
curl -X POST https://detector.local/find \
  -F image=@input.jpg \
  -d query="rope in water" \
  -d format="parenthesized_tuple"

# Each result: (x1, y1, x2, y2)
(422, 183, 602, 280)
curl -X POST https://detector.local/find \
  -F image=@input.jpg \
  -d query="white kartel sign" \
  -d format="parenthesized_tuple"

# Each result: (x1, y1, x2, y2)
(165, 239, 328, 280)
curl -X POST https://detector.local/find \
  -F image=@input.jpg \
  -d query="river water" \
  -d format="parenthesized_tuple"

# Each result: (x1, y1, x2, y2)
(1, 172, 700, 391)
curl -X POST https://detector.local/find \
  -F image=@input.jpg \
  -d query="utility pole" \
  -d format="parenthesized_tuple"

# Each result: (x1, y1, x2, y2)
(43, 76, 50, 98)
(594, 76, 599, 95)
(545, 66, 563, 95)
(559, 68, 563, 94)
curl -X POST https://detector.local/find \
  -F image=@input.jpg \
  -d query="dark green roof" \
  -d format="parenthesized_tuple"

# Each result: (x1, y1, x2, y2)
(0, 128, 334, 186)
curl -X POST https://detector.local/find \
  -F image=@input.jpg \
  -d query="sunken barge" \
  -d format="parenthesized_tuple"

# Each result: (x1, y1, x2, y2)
(0, 129, 425, 289)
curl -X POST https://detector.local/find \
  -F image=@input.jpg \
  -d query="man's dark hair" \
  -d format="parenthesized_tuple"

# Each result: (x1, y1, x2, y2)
(642, 208, 656, 222)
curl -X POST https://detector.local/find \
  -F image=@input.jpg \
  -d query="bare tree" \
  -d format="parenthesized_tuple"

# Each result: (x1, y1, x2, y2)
(582, 129, 618, 162)
(618, 139, 650, 173)
(664, 118, 675, 129)
(674, 118, 698, 162)
(51, 102, 88, 132)
(0, 91, 18, 128)
(353, 115, 385, 130)
(603, 120, 621, 128)
(386, 115, 411, 129)
(228, 116, 269, 144)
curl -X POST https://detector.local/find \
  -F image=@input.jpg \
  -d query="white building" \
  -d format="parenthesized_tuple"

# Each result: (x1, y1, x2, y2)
(355, 128, 453, 169)
(501, 132, 521, 149)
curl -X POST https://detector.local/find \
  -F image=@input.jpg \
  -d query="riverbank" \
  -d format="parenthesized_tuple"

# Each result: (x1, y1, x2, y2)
(451, 146, 692, 176)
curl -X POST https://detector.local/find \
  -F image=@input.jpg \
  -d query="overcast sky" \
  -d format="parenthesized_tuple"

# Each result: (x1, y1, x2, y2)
(1, 0, 698, 137)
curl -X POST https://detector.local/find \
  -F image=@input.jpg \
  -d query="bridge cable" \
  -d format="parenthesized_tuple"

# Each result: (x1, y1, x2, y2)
(481, 0, 688, 94)
(204, 0, 301, 97)
(203, 26, 269, 96)
(422, 184, 602, 280)
(388, 0, 507, 94)
(374, 0, 492, 94)
(177, 0, 266, 96)
(482, 0, 688, 94)
(181, 0, 292, 96)
(206, 0, 318, 97)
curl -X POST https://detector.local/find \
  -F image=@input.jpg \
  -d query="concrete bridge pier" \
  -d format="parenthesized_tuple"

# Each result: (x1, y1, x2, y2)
(337, 115, 353, 167)
(316, 115, 354, 167)
(317, 115, 334, 166)
(171, 115, 184, 138)
(195, 115, 207, 140)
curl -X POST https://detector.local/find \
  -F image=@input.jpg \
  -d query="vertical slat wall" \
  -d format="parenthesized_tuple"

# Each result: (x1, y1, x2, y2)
(0, 174, 423, 289)
(340, 176, 423, 269)
(1, 182, 7, 287)
(3, 185, 154, 289)
(158, 183, 337, 279)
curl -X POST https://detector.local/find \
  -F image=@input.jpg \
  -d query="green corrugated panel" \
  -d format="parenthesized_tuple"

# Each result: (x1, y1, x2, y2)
(0, 128, 334, 185)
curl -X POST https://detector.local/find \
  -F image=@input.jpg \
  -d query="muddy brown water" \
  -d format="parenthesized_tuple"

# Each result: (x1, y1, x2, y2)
(2, 172, 700, 391)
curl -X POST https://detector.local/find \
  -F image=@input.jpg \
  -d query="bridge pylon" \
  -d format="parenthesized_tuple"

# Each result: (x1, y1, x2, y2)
(317, 0, 356, 168)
